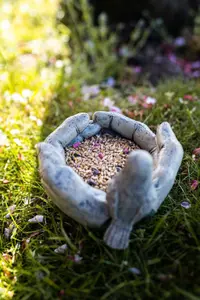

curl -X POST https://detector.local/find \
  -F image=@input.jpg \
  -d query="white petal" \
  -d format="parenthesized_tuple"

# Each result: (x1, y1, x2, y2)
(54, 244, 67, 254)
(5, 205, 16, 218)
(145, 97, 157, 105)
(74, 254, 83, 262)
(22, 89, 33, 98)
(103, 97, 114, 108)
(0, 130, 9, 146)
(28, 215, 44, 223)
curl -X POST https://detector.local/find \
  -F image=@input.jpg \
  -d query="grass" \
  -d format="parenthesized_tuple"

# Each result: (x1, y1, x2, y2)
(0, 1, 200, 299)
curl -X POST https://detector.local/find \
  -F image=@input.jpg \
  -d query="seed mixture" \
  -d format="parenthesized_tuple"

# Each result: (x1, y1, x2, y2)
(65, 133, 139, 191)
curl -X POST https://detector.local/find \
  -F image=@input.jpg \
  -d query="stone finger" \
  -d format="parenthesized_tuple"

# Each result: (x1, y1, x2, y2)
(153, 122, 184, 208)
(93, 111, 156, 152)
(45, 113, 90, 148)
(104, 150, 158, 249)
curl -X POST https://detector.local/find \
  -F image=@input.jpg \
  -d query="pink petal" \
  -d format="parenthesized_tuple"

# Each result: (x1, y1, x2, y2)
(123, 148, 130, 154)
(73, 142, 81, 148)
(193, 148, 200, 156)
(183, 95, 193, 101)
(110, 106, 122, 114)
(133, 66, 142, 73)
(98, 152, 103, 159)
(191, 180, 199, 190)
(68, 254, 83, 263)
(128, 95, 138, 105)
(141, 102, 151, 109)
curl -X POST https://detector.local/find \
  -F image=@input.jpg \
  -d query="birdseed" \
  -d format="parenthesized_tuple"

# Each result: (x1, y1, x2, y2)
(65, 133, 139, 191)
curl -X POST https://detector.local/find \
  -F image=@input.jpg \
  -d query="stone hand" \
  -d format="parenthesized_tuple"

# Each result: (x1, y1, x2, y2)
(37, 113, 109, 228)
(94, 112, 183, 249)
(37, 111, 183, 250)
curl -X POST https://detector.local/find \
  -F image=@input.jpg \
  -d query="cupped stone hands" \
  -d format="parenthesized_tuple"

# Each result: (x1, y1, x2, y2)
(36, 112, 183, 249)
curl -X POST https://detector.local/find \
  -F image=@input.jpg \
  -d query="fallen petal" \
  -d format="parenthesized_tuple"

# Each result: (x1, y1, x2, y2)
(5, 205, 16, 218)
(179, 98, 184, 103)
(123, 148, 130, 154)
(81, 85, 100, 99)
(4, 223, 15, 239)
(110, 106, 122, 114)
(103, 97, 114, 108)
(133, 66, 142, 73)
(74, 254, 83, 263)
(68, 254, 83, 263)
(54, 244, 67, 254)
(183, 95, 193, 101)
(3, 179, 9, 184)
(98, 152, 104, 159)
(0, 130, 9, 146)
(191, 180, 199, 190)
(106, 77, 116, 87)
(193, 148, 200, 156)
(22, 89, 33, 98)
(129, 267, 141, 275)
(128, 95, 138, 105)
(145, 96, 157, 105)
(174, 37, 186, 47)
(28, 215, 44, 223)
(14, 138, 22, 146)
(73, 142, 81, 149)
(181, 201, 191, 209)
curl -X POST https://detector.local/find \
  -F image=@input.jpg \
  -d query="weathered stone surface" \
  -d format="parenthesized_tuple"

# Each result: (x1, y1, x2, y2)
(93, 111, 157, 152)
(104, 150, 158, 249)
(45, 113, 90, 148)
(68, 123, 102, 146)
(81, 123, 101, 139)
(103, 119, 183, 249)
(152, 122, 184, 209)
(37, 142, 109, 227)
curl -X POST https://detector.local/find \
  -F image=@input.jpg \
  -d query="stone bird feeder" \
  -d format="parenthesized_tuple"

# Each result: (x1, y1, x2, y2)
(37, 112, 183, 250)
